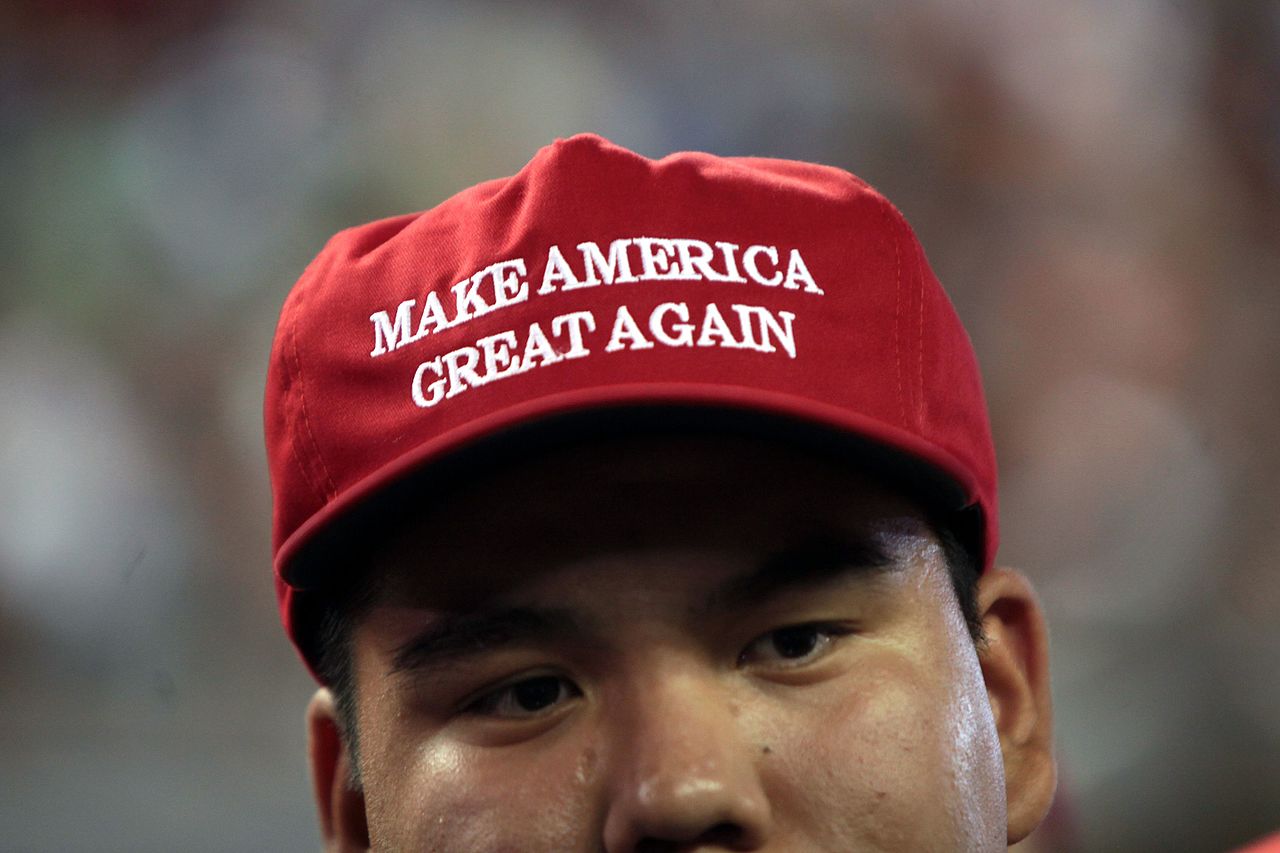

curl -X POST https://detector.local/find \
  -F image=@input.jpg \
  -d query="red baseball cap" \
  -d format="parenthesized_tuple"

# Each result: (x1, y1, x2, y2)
(265, 133, 998, 674)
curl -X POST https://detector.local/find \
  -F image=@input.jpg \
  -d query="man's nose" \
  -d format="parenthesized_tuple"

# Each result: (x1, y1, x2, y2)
(601, 669, 772, 852)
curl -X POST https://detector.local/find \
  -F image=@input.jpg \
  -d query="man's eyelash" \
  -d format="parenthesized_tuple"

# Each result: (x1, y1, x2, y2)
(738, 621, 857, 667)
(460, 672, 581, 717)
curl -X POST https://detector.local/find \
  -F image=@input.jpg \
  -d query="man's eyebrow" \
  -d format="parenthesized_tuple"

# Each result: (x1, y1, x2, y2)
(703, 532, 897, 613)
(388, 607, 586, 676)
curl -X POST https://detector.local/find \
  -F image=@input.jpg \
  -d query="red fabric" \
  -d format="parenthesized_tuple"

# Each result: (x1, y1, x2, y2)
(264, 134, 999, 674)
(1236, 833, 1280, 853)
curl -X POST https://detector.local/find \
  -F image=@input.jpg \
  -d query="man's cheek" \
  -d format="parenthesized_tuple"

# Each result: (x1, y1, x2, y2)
(368, 738, 596, 852)
(769, 659, 955, 842)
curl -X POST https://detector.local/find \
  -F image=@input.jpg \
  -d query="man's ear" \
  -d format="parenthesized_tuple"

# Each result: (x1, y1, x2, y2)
(976, 567, 1057, 845)
(306, 688, 371, 852)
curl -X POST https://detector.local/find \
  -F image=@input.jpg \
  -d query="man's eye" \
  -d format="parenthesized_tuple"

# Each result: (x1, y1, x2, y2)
(738, 623, 853, 668)
(466, 674, 582, 718)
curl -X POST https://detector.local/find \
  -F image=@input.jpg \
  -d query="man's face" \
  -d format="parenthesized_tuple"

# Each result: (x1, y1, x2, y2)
(336, 433, 1022, 851)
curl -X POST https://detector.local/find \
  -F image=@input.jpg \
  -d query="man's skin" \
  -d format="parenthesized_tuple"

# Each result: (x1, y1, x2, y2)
(305, 432, 1056, 851)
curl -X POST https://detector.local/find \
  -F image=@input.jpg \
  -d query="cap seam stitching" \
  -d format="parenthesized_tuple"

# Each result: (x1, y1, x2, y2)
(288, 307, 339, 501)
(279, 311, 324, 505)
(883, 201, 906, 425)
(915, 238, 926, 426)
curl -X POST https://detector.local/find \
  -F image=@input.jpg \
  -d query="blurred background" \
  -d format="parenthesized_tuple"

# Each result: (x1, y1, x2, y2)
(2, 1, 1278, 850)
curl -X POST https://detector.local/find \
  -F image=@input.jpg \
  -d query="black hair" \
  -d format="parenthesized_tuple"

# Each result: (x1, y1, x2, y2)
(310, 582, 374, 785)
(939, 522, 985, 644)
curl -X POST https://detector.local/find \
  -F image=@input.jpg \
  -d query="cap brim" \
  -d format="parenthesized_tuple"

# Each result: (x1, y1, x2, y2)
(276, 381, 986, 593)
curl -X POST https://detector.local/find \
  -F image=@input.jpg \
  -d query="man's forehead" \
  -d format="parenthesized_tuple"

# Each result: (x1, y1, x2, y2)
(371, 531, 922, 680)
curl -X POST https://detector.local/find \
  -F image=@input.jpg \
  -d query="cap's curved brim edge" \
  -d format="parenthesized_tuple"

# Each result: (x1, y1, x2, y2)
(277, 379, 991, 582)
